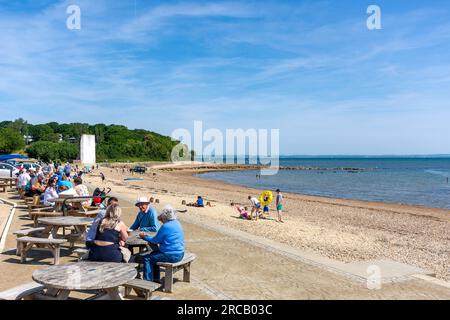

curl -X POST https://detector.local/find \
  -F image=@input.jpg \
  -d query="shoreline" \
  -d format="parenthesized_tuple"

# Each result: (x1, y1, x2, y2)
(196, 172, 450, 217)
(101, 161, 450, 214)
(88, 163, 450, 281)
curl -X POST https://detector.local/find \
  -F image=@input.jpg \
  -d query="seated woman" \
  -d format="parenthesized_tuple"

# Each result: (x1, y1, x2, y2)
(73, 177, 90, 208)
(57, 175, 73, 193)
(42, 178, 58, 206)
(138, 205, 184, 282)
(88, 204, 129, 263)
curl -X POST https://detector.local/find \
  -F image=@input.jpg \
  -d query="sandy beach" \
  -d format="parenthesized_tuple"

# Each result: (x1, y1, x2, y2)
(86, 162, 450, 282)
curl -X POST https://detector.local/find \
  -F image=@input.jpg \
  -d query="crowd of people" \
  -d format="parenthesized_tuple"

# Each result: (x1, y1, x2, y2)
(14, 159, 285, 285)
(17, 160, 186, 284)
(16, 160, 92, 208)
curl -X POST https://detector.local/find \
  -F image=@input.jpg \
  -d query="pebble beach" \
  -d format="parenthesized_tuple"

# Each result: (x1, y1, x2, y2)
(85, 162, 450, 281)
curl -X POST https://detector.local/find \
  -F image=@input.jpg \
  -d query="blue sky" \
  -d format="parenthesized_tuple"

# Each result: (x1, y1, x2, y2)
(0, 0, 450, 155)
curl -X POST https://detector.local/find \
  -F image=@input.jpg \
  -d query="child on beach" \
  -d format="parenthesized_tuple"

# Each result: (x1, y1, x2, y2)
(235, 206, 251, 220)
(262, 205, 270, 219)
(276, 189, 284, 223)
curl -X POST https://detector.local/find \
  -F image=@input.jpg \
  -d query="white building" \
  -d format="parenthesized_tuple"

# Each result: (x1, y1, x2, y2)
(80, 134, 96, 165)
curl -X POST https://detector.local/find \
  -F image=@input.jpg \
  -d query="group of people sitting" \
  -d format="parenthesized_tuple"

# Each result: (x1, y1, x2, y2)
(16, 161, 91, 209)
(86, 196, 185, 283)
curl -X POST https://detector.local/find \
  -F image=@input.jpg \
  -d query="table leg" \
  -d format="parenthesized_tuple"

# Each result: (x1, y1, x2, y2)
(40, 288, 70, 300)
(49, 227, 60, 240)
(104, 287, 123, 300)
(55, 289, 70, 300)
(42, 226, 52, 238)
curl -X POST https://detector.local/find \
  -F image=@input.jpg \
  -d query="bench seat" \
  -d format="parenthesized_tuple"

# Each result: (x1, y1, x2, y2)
(157, 252, 196, 293)
(17, 236, 67, 265)
(0, 282, 44, 300)
(14, 227, 46, 255)
(122, 279, 161, 300)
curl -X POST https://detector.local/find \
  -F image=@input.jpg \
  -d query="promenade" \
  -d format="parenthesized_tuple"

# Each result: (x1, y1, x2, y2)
(1, 187, 449, 299)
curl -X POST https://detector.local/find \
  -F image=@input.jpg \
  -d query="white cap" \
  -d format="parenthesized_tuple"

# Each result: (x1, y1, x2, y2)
(135, 196, 150, 206)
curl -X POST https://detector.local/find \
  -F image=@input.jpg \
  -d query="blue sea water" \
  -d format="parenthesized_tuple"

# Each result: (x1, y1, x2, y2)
(197, 157, 450, 209)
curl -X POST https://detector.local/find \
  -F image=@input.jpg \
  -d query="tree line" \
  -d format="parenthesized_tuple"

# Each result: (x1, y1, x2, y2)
(0, 118, 181, 162)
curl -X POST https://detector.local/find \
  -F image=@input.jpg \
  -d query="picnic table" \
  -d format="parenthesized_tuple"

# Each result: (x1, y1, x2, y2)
(38, 216, 93, 247)
(47, 197, 90, 212)
(32, 262, 137, 300)
(0, 177, 16, 188)
(125, 230, 157, 254)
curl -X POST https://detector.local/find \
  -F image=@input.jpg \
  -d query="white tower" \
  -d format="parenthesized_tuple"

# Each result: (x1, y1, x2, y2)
(80, 134, 96, 165)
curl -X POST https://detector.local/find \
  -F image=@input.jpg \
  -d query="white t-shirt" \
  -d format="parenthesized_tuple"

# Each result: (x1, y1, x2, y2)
(250, 197, 260, 207)
(43, 187, 58, 206)
(18, 173, 31, 188)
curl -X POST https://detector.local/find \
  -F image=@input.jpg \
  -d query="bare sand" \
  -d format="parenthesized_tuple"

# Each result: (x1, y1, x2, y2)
(90, 163, 450, 282)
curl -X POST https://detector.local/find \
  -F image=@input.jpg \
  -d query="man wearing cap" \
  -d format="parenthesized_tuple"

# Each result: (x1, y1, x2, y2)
(130, 196, 160, 232)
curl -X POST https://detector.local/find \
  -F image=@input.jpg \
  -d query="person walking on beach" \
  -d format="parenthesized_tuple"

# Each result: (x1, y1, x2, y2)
(276, 189, 284, 223)
(248, 195, 262, 220)
(100, 172, 105, 184)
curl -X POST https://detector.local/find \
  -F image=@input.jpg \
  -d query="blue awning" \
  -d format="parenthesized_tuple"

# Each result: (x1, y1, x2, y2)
(0, 154, 29, 161)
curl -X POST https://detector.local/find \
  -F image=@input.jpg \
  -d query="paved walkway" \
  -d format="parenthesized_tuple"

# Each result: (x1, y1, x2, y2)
(1, 190, 449, 299)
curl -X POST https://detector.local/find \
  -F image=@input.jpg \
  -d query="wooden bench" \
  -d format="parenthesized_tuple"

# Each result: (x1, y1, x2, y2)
(17, 237, 67, 265)
(157, 252, 196, 293)
(13, 227, 46, 255)
(0, 282, 45, 300)
(122, 279, 161, 300)
(30, 210, 62, 227)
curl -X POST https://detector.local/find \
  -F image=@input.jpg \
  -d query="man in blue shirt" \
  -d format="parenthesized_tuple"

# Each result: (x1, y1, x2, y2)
(139, 205, 184, 282)
(130, 197, 160, 232)
(196, 196, 204, 207)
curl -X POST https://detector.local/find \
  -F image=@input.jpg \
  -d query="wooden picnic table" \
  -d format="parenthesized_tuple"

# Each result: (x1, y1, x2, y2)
(32, 262, 137, 300)
(125, 230, 157, 254)
(47, 197, 89, 212)
(38, 216, 93, 246)
(0, 177, 16, 188)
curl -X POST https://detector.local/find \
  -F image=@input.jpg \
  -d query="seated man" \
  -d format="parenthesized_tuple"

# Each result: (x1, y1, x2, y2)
(196, 196, 204, 207)
(24, 174, 46, 197)
(129, 197, 160, 232)
(187, 196, 205, 207)
(138, 205, 184, 282)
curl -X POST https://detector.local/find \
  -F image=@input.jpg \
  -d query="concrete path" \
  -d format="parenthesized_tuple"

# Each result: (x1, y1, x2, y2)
(0, 190, 449, 300)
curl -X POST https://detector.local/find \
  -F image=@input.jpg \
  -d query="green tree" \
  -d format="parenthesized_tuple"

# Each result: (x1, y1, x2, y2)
(26, 141, 78, 162)
(29, 124, 54, 141)
(0, 128, 25, 154)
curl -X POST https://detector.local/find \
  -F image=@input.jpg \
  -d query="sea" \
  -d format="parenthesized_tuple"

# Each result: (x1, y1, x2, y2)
(196, 157, 450, 209)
